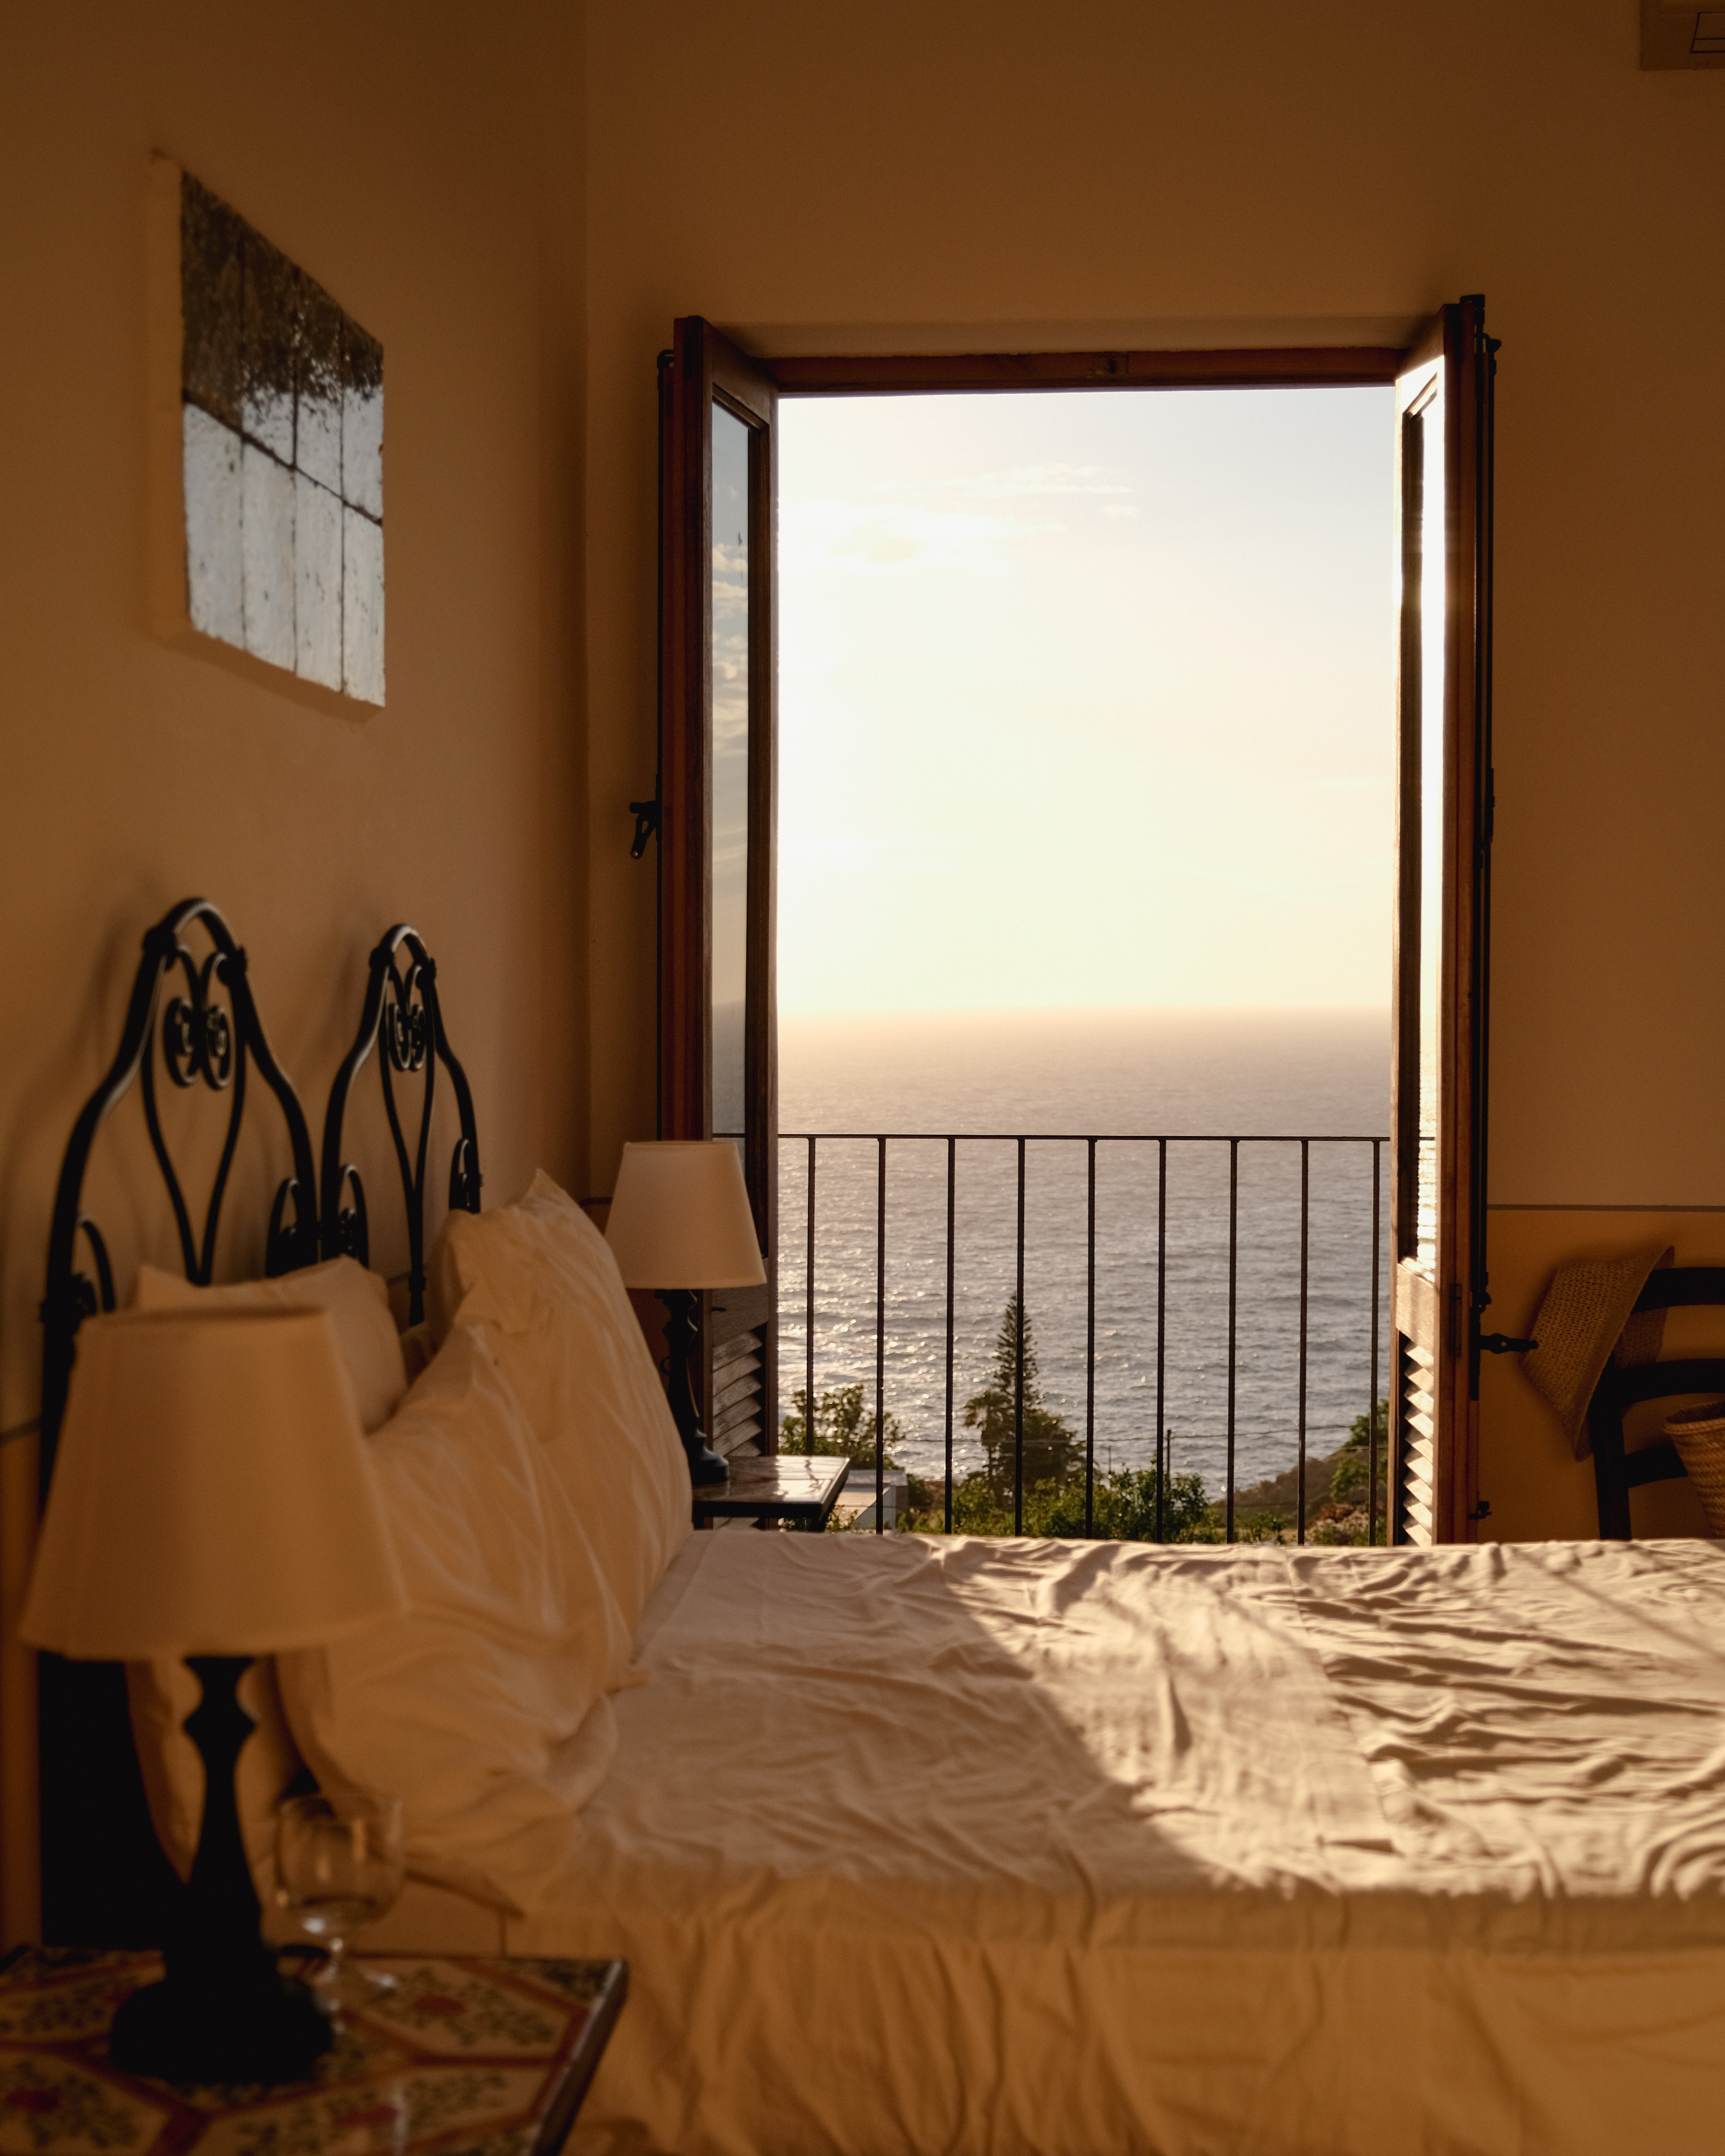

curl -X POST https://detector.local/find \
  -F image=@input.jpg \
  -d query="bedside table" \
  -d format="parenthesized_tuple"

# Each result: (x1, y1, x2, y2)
(692, 1450, 849, 1531)
(0, 1947, 626, 2156)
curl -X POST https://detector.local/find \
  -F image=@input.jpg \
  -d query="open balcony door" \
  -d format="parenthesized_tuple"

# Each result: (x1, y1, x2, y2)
(659, 317, 778, 1459)
(1390, 298, 1498, 1544)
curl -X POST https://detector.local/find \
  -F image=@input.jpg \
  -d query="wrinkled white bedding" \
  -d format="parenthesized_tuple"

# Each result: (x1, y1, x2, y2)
(504, 1531, 1725, 2156)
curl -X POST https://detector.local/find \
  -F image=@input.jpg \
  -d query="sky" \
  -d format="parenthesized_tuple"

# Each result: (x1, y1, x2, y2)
(777, 386, 1397, 1014)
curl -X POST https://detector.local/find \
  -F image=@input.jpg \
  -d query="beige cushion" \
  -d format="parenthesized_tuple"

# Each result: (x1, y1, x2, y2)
(428, 1170, 691, 1635)
(276, 1321, 633, 1914)
(1664, 1402, 1725, 1535)
(132, 1255, 408, 1433)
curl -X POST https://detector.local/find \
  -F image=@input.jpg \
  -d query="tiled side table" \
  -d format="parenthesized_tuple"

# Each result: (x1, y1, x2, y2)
(0, 1947, 626, 2156)
(692, 1450, 850, 1532)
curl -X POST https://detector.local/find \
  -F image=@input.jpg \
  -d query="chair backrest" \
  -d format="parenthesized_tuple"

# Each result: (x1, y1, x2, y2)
(1587, 1265, 1725, 1537)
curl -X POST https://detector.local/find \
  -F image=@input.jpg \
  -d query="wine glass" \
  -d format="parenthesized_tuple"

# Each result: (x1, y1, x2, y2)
(276, 1792, 406, 2010)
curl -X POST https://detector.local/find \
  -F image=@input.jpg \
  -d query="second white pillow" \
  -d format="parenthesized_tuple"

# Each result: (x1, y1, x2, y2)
(276, 1320, 633, 1915)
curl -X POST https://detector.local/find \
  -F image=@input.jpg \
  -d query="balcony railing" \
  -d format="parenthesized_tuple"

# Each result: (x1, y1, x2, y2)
(773, 1131, 1390, 1544)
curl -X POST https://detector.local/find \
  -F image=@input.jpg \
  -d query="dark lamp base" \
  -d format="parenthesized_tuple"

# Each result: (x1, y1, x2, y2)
(687, 1440, 729, 1486)
(658, 1288, 731, 1490)
(119, 1653, 333, 2086)
(110, 1967, 331, 2084)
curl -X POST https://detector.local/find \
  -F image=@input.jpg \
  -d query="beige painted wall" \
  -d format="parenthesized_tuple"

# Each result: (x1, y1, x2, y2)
(584, 0, 1725, 1213)
(0, 2, 586, 1945)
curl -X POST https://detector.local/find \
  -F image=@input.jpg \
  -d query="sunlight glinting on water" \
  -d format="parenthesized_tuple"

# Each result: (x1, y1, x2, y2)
(775, 1011, 1390, 1500)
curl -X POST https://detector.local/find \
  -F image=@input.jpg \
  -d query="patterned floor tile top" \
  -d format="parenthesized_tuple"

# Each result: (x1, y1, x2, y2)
(0, 1952, 626, 2156)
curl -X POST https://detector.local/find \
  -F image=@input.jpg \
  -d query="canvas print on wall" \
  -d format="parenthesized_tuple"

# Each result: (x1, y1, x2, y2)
(153, 164, 384, 707)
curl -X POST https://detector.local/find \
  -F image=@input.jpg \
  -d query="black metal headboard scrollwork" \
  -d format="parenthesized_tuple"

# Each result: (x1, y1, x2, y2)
(40, 898, 318, 1490)
(320, 926, 481, 1325)
(37, 896, 319, 1947)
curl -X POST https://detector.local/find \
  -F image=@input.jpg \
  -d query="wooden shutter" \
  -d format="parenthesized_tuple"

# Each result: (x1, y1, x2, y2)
(658, 317, 779, 1458)
(1389, 298, 1498, 1544)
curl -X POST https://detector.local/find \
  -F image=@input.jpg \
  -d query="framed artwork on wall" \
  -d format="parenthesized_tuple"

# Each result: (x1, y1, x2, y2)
(146, 158, 384, 709)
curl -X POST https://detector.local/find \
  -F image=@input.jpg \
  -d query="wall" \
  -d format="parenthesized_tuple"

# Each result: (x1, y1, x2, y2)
(582, 0, 1725, 1515)
(0, 1, 587, 1945)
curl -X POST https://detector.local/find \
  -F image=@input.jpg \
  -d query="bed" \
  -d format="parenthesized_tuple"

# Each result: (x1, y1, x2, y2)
(35, 901, 1725, 2156)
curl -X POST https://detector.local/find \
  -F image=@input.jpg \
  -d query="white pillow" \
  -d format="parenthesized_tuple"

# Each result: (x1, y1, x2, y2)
(428, 1170, 691, 1635)
(133, 1255, 408, 1433)
(275, 1321, 633, 1915)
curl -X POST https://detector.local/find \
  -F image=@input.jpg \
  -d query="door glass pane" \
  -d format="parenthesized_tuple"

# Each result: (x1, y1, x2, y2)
(710, 402, 751, 1148)
(1415, 387, 1444, 1274)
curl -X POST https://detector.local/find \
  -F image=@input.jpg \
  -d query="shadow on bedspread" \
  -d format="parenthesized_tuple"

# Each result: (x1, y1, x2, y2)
(516, 1532, 1725, 2156)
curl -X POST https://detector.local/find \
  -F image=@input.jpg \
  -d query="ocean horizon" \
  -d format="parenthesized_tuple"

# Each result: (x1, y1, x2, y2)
(775, 1006, 1391, 1503)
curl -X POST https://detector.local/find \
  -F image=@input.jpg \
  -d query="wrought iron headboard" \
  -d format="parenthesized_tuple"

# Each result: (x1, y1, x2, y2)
(39, 896, 318, 1491)
(320, 925, 481, 1325)
(36, 896, 319, 1948)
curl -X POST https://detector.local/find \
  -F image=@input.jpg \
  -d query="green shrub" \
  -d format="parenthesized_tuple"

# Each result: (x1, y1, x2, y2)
(780, 1383, 904, 1469)
(904, 1463, 1212, 1542)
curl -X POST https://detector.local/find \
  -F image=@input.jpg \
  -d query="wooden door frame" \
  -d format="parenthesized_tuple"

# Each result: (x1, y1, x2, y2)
(660, 325, 1492, 1525)
(1387, 298, 1495, 1544)
(659, 318, 779, 1446)
(768, 347, 1403, 395)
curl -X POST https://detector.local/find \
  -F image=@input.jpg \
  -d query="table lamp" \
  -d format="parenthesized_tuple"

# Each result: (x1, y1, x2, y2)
(605, 1140, 767, 1486)
(21, 1306, 406, 2083)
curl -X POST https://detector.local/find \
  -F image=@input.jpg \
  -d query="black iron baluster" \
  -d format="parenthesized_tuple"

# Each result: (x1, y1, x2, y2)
(1370, 1137, 1382, 1547)
(805, 1135, 816, 1455)
(875, 1136, 887, 1535)
(772, 1121, 1392, 1545)
(944, 1136, 956, 1535)
(1297, 1138, 1310, 1545)
(1085, 1137, 1096, 1538)
(1156, 1138, 1167, 1544)
(1014, 1137, 1026, 1538)
(1227, 1138, 1239, 1544)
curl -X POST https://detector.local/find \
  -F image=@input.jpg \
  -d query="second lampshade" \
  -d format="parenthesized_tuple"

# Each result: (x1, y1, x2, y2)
(604, 1140, 766, 1292)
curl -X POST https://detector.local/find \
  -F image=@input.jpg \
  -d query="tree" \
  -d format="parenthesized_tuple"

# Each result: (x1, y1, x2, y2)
(780, 1383, 904, 1469)
(1329, 1397, 1388, 1510)
(962, 1294, 1079, 1498)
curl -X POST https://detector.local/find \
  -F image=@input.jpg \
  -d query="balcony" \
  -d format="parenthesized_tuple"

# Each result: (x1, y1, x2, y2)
(770, 1129, 1391, 1544)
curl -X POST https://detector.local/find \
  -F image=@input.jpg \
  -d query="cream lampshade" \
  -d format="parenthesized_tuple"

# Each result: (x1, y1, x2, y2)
(22, 1306, 405, 1661)
(605, 1141, 765, 1489)
(605, 1139, 767, 1290)
(19, 1304, 406, 2086)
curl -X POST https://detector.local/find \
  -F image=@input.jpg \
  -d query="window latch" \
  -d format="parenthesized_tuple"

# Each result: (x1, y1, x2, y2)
(1478, 1332, 1539, 1355)
(629, 799, 660, 858)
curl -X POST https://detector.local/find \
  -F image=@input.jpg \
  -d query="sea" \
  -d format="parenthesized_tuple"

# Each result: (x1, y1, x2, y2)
(775, 1008, 1390, 1503)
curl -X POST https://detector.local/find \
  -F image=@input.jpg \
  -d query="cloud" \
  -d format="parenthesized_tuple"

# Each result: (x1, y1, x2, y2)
(880, 461, 1131, 503)
(780, 826, 959, 876)
(785, 498, 1048, 577)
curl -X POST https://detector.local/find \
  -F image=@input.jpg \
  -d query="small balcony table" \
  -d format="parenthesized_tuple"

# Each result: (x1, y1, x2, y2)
(0, 1946, 626, 2156)
(692, 1450, 850, 1532)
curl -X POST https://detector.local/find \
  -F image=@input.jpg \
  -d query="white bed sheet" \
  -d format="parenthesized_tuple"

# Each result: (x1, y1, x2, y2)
(486, 1532, 1724, 2154)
